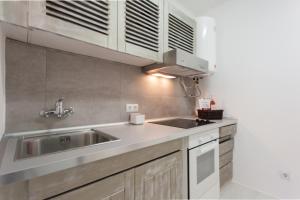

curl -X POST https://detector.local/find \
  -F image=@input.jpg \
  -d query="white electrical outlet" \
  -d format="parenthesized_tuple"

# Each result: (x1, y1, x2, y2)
(126, 104, 139, 112)
(279, 171, 290, 181)
(132, 104, 139, 112)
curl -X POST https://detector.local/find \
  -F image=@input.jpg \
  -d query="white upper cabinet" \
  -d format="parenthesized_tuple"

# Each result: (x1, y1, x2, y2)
(1, 0, 199, 65)
(0, 1, 28, 43)
(118, 0, 163, 62)
(0, 1, 28, 27)
(28, 0, 118, 50)
(164, 1, 196, 55)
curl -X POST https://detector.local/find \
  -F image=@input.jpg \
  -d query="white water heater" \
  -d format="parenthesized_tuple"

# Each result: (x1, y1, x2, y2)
(196, 17, 216, 73)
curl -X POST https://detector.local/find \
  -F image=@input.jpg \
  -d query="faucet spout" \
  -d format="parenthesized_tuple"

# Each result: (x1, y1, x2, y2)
(40, 97, 74, 119)
(55, 98, 64, 117)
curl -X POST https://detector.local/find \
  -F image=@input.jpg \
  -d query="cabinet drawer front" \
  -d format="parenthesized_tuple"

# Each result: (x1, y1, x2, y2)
(219, 139, 234, 156)
(50, 170, 134, 200)
(219, 151, 233, 168)
(219, 124, 237, 138)
(220, 162, 233, 187)
(0, 181, 28, 200)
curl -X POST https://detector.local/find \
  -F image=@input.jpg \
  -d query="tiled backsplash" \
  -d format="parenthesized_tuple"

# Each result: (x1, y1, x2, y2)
(5, 39, 195, 133)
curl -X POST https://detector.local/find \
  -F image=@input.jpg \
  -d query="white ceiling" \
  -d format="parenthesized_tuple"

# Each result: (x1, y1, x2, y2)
(172, 0, 229, 17)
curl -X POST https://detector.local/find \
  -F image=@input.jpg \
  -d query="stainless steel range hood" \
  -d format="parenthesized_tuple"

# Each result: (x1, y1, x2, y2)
(142, 49, 209, 77)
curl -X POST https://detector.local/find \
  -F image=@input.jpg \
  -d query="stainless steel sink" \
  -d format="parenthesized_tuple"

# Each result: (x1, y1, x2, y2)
(15, 129, 120, 160)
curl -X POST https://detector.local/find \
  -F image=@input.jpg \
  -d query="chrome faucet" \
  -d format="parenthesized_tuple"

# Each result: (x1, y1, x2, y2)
(40, 98, 74, 119)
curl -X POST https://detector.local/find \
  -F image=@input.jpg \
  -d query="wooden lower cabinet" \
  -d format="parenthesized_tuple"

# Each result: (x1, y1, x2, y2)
(135, 151, 183, 200)
(49, 151, 183, 200)
(0, 140, 184, 200)
(219, 150, 233, 168)
(220, 162, 233, 187)
(219, 138, 234, 156)
(219, 125, 237, 139)
(0, 181, 28, 200)
(219, 124, 237, 187)
(50, 170, 134, 200)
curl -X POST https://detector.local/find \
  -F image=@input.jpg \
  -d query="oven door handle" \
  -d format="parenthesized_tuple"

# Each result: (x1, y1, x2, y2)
(190, 139, 218, 154)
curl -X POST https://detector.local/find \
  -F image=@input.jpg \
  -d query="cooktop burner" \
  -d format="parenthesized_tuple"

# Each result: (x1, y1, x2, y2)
(149, 118, 215, 129)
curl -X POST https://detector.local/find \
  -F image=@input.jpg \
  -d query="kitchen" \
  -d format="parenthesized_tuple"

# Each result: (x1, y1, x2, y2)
(0, 0, 299, 199)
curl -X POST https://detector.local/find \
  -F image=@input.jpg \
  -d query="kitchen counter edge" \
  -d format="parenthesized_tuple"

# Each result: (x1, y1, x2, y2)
(0, 117, 237, 186)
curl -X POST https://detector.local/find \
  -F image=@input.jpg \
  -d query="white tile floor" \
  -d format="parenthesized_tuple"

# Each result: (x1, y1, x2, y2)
(220, 182, 275, 199)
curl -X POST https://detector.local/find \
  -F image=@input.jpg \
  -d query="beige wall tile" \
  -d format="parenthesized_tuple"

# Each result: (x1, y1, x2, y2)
(5, 40, 47, 133)
(44, 50, 122, 129)
(5, 40, 195, 133)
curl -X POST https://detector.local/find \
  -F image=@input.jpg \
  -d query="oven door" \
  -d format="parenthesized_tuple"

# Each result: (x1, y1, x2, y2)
(189, 139, 219, 199)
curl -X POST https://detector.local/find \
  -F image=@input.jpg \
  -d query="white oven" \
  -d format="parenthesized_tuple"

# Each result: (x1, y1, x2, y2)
(188, 129, 220, 199)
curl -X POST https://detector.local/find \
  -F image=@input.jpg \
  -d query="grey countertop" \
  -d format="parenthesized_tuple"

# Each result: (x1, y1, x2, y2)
(0, 117, 237, 185)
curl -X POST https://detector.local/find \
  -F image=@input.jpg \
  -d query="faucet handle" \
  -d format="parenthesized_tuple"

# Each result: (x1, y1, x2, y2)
(40, 110, 47, 117)
(57, 97, 64, 102)
(67, 107, 74, 115)
(40, 110, 52, 118)
(55, 97, 64, 107)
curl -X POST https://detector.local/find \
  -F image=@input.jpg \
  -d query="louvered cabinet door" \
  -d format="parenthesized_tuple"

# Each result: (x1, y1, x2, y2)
(134, 151, 183, 200)
(28, 0, 118, 50)
(118, 0, 163, 62)
(163, 1, 196, 55)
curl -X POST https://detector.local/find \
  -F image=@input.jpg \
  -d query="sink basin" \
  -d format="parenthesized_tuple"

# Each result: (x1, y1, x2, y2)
(15, 129, 120, 160)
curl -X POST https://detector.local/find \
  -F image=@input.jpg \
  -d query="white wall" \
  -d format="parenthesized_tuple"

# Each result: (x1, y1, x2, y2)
(172, 0, 228, 17)
(200, 0, 300, 198)
(168, 0, 196, 19)
(0, 25, 5, 139)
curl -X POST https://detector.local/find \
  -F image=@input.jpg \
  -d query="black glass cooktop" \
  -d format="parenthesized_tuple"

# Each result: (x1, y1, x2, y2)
(149, 118, 215, 129)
